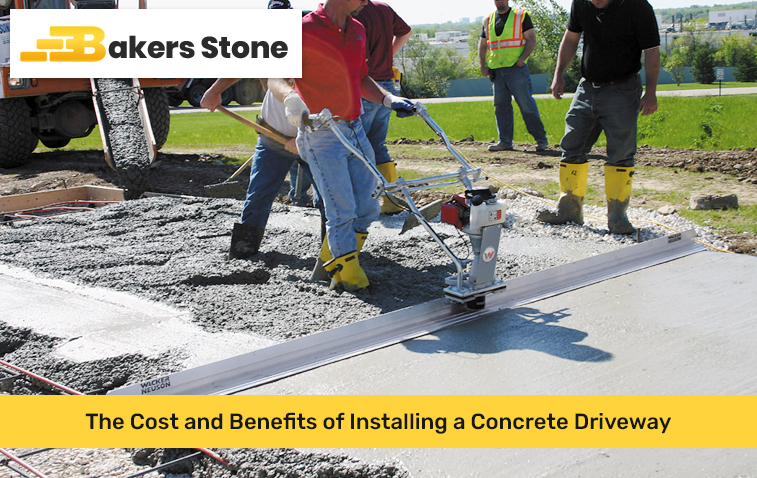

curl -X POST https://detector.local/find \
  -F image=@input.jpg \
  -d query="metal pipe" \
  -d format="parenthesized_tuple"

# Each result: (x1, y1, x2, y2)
(0, 360, 82, 395)
(414, 104, 476, 172)
(0, 449, 48, 478)
(399, 184, 465, 292)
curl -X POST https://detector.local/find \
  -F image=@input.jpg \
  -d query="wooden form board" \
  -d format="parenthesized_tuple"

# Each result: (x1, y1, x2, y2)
(0, 186, 124, 214)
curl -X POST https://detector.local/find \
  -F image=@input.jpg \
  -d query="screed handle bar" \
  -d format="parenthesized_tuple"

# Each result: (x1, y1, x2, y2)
(217, 106, 290, 146)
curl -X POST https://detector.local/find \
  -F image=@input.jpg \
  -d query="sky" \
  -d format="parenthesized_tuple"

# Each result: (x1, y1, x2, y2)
(129, 0, 757, 25)
(288, 0, 756, 25)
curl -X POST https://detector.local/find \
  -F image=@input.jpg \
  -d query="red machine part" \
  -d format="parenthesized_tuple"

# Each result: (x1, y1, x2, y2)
(440, 194, 469, 230)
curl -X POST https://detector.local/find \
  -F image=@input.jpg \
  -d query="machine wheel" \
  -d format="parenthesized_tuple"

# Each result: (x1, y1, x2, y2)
(41, 138, 71, 149)
(0, 98, 35, 168)
(187, 84, 207, 107)
(143, 87, 171, 150)
(234, 79, 262, 105)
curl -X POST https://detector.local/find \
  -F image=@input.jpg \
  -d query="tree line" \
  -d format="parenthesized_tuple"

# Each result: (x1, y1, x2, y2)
(663, 31, 757, 84)
(395, 1, 757, 98)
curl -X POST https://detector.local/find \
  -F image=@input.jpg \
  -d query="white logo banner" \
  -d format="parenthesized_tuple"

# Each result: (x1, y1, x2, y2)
(10, 9, 302, 78)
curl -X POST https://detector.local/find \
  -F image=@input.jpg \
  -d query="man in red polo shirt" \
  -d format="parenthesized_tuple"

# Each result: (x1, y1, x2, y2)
(268, 0, 415, 292)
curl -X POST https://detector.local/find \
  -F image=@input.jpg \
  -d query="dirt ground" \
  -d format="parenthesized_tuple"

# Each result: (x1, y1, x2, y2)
(2, 142, 756, 254)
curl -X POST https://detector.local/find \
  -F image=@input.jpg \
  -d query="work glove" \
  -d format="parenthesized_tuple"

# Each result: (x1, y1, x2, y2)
(383, 94, 415, 118)
(284, 92, 310, 127)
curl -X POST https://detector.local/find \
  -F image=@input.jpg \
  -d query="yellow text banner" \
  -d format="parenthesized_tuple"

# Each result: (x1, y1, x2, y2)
(1, 395, 755, 448)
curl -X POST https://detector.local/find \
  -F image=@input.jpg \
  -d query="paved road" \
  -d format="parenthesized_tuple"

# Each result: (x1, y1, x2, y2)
(170, 86, 757, 114)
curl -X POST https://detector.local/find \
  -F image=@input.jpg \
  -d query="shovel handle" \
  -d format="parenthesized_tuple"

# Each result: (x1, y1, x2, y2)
(216, 106, 290, 146)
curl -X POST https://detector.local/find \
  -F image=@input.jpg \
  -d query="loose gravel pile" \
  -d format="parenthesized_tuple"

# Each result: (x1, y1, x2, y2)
(0, 189, 726, 477)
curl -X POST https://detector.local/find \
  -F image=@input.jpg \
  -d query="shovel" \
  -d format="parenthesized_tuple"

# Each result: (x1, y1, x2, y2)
(400, 198, 444, 234)
(204, 106, 291, 198)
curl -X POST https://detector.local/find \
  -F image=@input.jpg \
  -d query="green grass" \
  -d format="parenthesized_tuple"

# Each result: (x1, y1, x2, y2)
(679, 204, 757, 235)
(57, 95, 757, 160)
(49, 110, 265, 163)
(386, 95, 757, 151)
(656, 82, 757, 91)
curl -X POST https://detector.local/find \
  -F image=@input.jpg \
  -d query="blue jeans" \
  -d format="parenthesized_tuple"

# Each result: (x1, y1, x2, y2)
(296, 119, 380, 258)
(241, 134, 321, 228)
(491, 63, 547, 147)
(560, 76, 642, 167)
(360, 80, 397, 166)
(288, 162, 313, 205)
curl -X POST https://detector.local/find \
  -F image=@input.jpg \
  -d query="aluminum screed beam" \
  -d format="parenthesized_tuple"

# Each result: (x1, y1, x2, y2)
(109, 230, 705, 396)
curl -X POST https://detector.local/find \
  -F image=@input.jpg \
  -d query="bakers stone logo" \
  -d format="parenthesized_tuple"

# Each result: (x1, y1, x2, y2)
(22, 27, 106, 62)
(21, 26, 288, 62)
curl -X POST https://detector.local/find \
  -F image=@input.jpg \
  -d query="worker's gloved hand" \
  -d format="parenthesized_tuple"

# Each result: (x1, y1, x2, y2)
(284, 92, 310, 127)
(383, 94, 415, 118)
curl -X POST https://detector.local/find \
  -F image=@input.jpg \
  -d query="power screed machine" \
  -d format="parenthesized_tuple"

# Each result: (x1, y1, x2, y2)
(306, 103, 508, 309)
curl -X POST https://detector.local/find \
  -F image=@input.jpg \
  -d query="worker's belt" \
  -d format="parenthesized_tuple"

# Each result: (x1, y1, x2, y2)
(256, 116, 295, 141)
(587, 74, 636, 89)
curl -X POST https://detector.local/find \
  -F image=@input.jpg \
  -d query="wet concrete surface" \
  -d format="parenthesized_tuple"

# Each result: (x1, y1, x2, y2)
(0, 193, 746, 476)
(244, 251, 757, 477)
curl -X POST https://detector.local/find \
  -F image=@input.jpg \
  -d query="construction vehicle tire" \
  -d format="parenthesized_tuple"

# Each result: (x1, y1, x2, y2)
(117, 167, 150, 200)
(41, 138, 71, 149)
(234, 79, 261, 105)
(187, 84, 207, 107)
(167, 91, 184, 107)
(29, 136, 40, 154)
(143, 87, 170, 150)
(221, 88, 233, 106)
(0, 98, 35, 168)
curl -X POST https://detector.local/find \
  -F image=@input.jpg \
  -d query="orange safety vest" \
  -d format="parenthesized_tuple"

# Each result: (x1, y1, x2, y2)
(485, 8, 528, 69)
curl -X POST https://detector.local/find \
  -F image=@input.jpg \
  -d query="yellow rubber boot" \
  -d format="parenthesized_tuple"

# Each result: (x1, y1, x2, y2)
(536, 162, 589, 225)
(605, 166, 635, 235)
(310, 237, 333, 282)
(356, 232, 368, 253)
(376, 162, 404, 215)
(323, 251, 369, 292)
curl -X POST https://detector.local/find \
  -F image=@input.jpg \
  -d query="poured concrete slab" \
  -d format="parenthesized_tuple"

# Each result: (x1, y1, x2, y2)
(0, 265, 274, 368)
(241, 251, 757, 477)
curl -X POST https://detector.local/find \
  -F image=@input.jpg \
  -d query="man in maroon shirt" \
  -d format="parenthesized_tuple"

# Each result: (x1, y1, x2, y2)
(268, 0, 415, 292)
(355, 1, 412, 214)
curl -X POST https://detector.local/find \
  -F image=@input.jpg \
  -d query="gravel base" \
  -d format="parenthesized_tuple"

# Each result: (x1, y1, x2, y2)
(0, 189, 727, 477)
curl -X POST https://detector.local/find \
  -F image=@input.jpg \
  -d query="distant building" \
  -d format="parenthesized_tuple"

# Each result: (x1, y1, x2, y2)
(413, 33, 429, 42)
(709, 9, 756, 29)
(460, 17, 470, 24)
(427, 41, 470, 56)
(435, 31, 466, 42)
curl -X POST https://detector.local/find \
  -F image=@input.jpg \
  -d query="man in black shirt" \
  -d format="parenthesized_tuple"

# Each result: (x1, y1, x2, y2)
(538, 0, 660, 234)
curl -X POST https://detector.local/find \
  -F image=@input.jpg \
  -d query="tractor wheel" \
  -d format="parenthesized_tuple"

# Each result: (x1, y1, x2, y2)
(234, 79, 262, 105)
(144, 87, 171, 150)
(0, 98, 35, 168)
(41, 138, 71, 149)
(187, 84, 207, 107)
